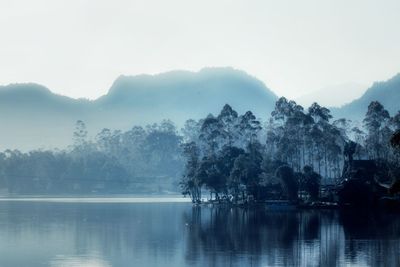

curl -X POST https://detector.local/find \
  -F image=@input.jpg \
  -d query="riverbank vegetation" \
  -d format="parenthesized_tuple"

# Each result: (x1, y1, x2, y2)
(0, 120, 183, 194)
(0, 98, 399, 202)
(180, 99, 400, 206)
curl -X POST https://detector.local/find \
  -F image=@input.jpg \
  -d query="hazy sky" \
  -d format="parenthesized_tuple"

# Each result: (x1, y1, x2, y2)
(0, 0, 399, 100)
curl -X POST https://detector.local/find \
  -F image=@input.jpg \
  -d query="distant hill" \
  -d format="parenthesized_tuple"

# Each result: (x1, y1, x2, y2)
(332, 73, 400, 121)
(0, 67, 277, 150)
(2, 67, 399, 150)
(296, 82, 366, 108)
(94, 67, 277, 129)
(0, 83, 91, 151)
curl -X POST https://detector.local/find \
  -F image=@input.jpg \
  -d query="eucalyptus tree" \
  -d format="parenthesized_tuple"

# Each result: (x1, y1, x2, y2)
(119, 126, 147, 176)
(267, 98, 350, 179)
(271, 97, 303, 123)
(96, 128, 123, 157)
(307, 103, 335, 176)
(181, 141, 202, 202)
(322, 122, 344, 178)
(199, 114, 226, 155)
(268, 97, 306, 169)
(196, 154, 226, 200)
(142, 119, 183, 177)
(244, 140, 264, 197)
(349, 126, 367, 159)
(363, 101, 391, 159)
(181, 119, 202, 143)
(218, 146, 245, 201)
(308, 102, 332, 123)
(72, 120, 89, 151)
(333, 118, 352, 141)
(236, 111, 262, 147)
(217, 104, 239, 146)
(283, 108, 311, 171)
(308, 124, 324, 173)
(229, 152, 262, 200)
(181, 105, 266, 201)
(265, 118, 279, 159)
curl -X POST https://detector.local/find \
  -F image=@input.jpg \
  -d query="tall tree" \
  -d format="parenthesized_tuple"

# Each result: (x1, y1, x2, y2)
(236, 111, 262, 146)
(73, 120, 88, 150)
(199, 115, 225, 155)
(363, 101, 391, 159)
(217, 104, 239, 146)
(181, 142, 202, 202)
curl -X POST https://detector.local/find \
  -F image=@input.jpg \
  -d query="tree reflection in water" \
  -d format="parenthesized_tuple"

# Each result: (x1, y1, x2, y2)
(183, 206, 400, 267)
(1, 202, 400, 267)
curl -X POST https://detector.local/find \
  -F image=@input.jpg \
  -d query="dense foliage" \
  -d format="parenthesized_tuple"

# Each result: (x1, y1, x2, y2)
(180, 99, 400, 203)
(0, 120, 183, 194)
(0, 98, 399, 197)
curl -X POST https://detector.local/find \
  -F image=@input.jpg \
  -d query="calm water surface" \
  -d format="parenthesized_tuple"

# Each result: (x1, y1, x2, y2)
(0, 197, 399, 267)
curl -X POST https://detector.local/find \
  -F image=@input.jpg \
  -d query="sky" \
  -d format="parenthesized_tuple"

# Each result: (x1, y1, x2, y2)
(0, 0, 399, 101)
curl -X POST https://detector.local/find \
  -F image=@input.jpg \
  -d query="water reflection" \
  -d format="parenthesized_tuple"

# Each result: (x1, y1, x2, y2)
(0, 200, 399, 267)
(183, 207, 342, 266)
(184, 206, 400, 267)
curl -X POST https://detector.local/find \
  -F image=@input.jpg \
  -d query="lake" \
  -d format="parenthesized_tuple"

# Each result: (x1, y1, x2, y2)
(0, 197, 399, 267)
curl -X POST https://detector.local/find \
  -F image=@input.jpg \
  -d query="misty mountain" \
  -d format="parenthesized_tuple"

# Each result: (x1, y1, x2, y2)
(0, 83, 91, 151)
(296, 82, 366, 108)
(332, 73, 400, 121)
(0, 67, 277, 150)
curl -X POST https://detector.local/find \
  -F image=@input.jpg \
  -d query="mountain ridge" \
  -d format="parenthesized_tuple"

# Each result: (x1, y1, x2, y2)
(0, 67, 277, 150)
(1, 68, 399, 150)
(331, 73, 400, 120)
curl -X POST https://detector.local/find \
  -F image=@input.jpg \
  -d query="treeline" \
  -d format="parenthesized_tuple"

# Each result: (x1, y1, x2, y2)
(0, 97, 399, 196)
(0, 120, 184, 194)
(180, 98, 400, 202)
